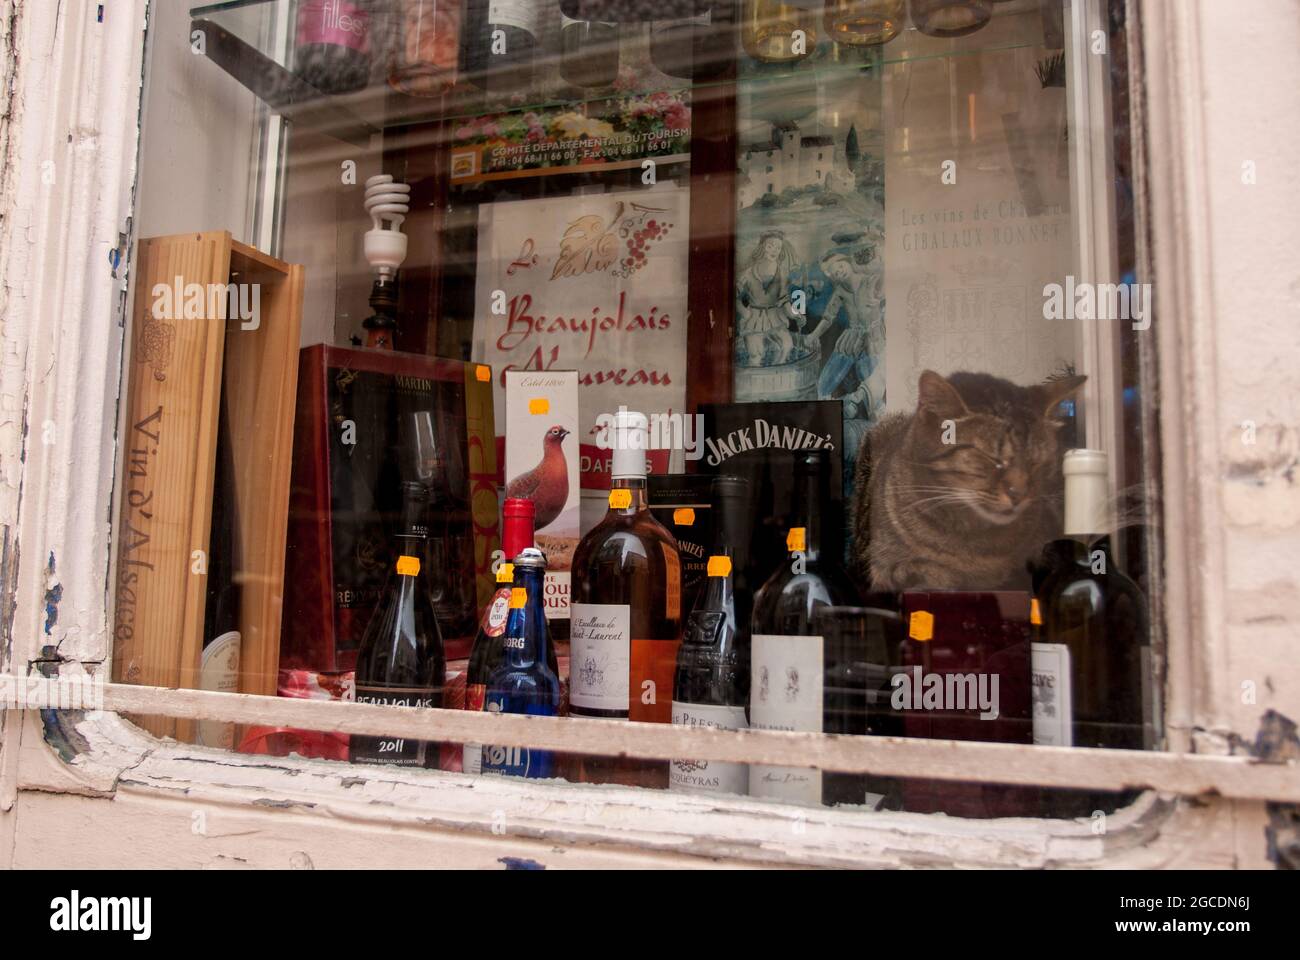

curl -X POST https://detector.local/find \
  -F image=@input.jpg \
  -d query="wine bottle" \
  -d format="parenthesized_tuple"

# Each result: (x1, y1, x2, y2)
(821, 0, 906, 46)
(482, 547, 563, 777)
(1034, 449, 1150, 814)
(670, 476, 749, 796)
(462, 0, 541, 100)
(749, 448, 859, 806)
(352, 480, 446, 767)
(740, 0, 817, 63)
(464, 497, 537, 775)
(570, 410, 683, 788)
(560, 14, 620, 89)
(198, 396, 242, 749)
(295, 0, 374, 95)
(388, 0, 461, 97)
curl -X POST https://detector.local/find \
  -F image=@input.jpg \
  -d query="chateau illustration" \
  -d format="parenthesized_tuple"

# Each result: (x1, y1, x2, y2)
(737, 121, 856, 208)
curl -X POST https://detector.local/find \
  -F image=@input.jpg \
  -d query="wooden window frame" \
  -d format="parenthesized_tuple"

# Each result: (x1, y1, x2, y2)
(1, 0, 1295, 869)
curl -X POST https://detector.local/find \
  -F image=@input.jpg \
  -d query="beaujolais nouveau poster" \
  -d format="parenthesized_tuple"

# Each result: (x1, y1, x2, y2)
(472, 185, 691, 523)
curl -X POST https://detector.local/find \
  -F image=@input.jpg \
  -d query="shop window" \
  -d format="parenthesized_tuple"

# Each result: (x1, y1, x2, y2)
(106, 0, 1160, 822)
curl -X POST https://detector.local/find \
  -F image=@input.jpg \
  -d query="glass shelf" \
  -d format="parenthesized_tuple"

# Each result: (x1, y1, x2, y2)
(190, 0, 1046, 141)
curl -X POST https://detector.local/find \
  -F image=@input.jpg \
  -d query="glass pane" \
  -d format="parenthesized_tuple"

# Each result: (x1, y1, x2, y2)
(113, 0, 1157, 818)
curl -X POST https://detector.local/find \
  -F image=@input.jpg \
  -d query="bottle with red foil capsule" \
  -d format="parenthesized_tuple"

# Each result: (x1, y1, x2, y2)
(463, 497, 538, 774)
(295, 0, 373, 95)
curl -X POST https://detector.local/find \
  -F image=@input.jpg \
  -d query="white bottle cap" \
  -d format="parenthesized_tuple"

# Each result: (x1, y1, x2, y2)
(610, 410, 650, 480)
(1062, 448, 1110, 537)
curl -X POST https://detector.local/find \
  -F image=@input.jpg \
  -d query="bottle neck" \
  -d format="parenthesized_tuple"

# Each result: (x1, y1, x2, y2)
(792, 466, 827, 564)
(697, 555, 735, 615)
(505, 564, 551, 668)
(501, 513, 536, 561)
(397, 485, 429, 544)
(607, 476, 649, 515)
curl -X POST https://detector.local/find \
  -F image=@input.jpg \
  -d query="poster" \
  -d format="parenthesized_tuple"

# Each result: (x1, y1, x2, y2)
(881, 28, 1077, 419)
(732, 66, 887, 480)
(450, 91, 691, 185)
(472, 185, 691, 510)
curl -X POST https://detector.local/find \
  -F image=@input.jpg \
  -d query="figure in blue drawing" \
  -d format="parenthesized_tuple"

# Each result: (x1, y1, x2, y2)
(736, 230, 801, 367)
(804, 243, 886, 419)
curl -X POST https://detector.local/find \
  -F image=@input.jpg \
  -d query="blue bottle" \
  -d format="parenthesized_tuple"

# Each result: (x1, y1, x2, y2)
(482, 547, 562, 778)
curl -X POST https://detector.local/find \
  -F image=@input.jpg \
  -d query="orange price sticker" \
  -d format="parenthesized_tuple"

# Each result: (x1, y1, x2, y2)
(1030, 598, 1042, 627)
(786, 527, 806, 552)
(509, 588, 528, 609)
(706, 555, 732, 578)
(672, 507, 695, 527)
(609, 488, 632, 509)
(396, 555, 421, 577)
(475, 364, 492, 382)
(908, 610, 934, 642)
(496, 562, 514, 584)
(527, 397, 550, 415)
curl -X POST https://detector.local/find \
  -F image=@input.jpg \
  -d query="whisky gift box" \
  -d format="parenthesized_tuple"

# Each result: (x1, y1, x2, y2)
(699, 400, 844, 594)
(647, 473, 713, 617)
(280, 345, 499, 673)
(504, 370, 580, 631)
(890, 590, 1037, 818)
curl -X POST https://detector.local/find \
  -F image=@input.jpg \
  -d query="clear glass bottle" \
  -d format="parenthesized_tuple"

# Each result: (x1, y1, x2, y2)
(295, 0, 375, 94)
(909, 0, 992, 39)
(569, 410, 683, 788)
(741, 0, 819, 63)
(822, 0, 905, 46)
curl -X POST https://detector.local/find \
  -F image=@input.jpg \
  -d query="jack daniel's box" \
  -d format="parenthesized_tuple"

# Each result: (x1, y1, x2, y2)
(281, 345, 500, 674)
(647, 473, 714, 617)
(699, 401, 844, 592)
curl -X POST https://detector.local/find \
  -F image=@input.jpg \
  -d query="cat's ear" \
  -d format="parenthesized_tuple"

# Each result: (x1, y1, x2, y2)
(917, 370, 968, 420)
(1035, 375, 1087, 420)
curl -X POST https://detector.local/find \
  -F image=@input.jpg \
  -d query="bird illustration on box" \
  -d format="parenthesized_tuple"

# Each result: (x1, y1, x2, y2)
(505, 425, 570, 532)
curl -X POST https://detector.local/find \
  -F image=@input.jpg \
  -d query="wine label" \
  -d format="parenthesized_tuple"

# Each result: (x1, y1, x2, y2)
(1031, 642, 1074, 747)
(749, 634, 823, 805)
(630, 638, 680, 724)
(670, 701, 748, 795)
(483, 588, 511, 638)
(197, 630, 240, 749)
(488, 1, 540, 37)
(352, 685, 439, 766)
(297, 0, 371, 53)
(569, 603, 630, 712)
(544, 570, 570, 621)
(661, 541, 681, 622)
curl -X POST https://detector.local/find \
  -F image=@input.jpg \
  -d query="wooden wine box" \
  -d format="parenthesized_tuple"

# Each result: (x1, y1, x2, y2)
(112, 231, 304, 741)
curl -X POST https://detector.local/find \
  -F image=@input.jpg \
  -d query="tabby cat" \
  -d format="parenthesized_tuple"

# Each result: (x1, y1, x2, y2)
(851, 369, 1086, 593)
